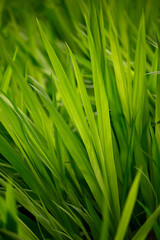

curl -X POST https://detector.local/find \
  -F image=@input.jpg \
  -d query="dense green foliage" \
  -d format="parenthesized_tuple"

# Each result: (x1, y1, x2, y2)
(0, 0, 160, 239)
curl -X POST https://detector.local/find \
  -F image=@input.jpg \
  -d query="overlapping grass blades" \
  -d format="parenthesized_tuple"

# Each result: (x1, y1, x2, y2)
(0, 0, 160, 239)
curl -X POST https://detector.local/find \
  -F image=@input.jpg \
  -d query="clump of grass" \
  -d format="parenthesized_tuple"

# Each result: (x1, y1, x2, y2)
(0, 0, 160, 239)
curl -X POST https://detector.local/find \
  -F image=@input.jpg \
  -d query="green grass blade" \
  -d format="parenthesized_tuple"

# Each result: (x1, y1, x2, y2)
(1, 47, 18, 93)
(133, 13, 146, 137)
(114, 171, 141, 240)
(132, 206, 160, 240)
(85, 14, 120, 222)
(109, 12, 130, 124)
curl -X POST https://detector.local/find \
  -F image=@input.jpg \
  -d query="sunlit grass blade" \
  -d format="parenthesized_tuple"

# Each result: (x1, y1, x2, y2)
(109, 12, 130, 124)
(37, 19, 105, 197)
(1, 47, 18, 93)
(85, 13, 120, 223)
(114, 171, 141, 240)
(1, 1, 160, 239)
(30, 80, 102, 206)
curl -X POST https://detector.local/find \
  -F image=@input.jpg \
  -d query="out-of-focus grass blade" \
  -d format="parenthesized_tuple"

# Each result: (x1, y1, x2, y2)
(6, 183, 18, 233)
(0, 0, 4, 28)
(18, 218, 40, 240)
(150, 124, 160, 203)
(85, 197, 101, 240)
(0, 135, 35, 189)
(1, 46, 47, 133)
(1, 47, 18, 93)
(155, 37, 160, 150)
(0, 229, 23, 240)
(148, 50, 158, 93)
